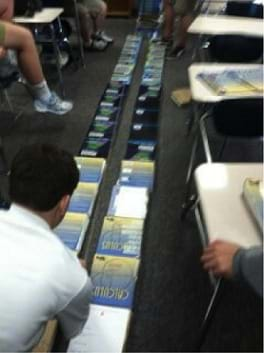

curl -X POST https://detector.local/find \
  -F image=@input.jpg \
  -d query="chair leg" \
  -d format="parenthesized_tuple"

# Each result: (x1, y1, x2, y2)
(3, 90, 14, 112)
(217, 137, 228, 161)
(199, 117, 212, 163)
(181, 130, 200, 220)
(0, 137, 8, 176)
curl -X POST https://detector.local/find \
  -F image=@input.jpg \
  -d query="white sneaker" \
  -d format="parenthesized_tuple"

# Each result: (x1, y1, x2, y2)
(84, 39, 108, 51)
(34, 91, 73, 115)
(95, 31, 114, 44)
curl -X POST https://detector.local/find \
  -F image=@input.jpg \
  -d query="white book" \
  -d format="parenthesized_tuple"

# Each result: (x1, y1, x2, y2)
(108, 185, 149, 219)
(67, 305, 131, 353)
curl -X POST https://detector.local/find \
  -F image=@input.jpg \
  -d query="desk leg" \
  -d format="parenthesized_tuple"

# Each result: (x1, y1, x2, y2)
(73, 0, 85, 68)
(194, 278, 225, 351)
(0, 137, 7, 176)
(49, 23, 65, 98)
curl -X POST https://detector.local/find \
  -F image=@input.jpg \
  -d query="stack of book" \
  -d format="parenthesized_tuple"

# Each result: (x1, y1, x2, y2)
(80, 35, 142, 158)
(197, 67, 263, 96)
(54, 157, 105, 251)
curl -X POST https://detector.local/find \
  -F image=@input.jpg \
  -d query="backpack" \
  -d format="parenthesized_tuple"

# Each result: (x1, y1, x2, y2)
(14, 0, 43, 17)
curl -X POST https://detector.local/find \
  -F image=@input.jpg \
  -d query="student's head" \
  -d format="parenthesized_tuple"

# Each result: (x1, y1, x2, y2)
(9, 144, 79, 225)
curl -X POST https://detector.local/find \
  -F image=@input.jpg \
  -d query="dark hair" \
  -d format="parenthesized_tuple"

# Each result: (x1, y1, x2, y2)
(9, 144, 79, 211)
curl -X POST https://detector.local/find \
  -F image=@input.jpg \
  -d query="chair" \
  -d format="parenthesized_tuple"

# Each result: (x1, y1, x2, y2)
(182, 98, 263, 218)
(206, 35, 263, 63)
(225, 1, 263, 19)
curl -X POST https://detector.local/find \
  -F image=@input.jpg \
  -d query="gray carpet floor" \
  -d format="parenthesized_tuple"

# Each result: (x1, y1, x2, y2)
(0, 17, 262, 352)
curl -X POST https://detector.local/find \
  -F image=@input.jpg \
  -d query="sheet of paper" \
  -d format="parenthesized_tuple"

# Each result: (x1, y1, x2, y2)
(67, 305, 131, 353)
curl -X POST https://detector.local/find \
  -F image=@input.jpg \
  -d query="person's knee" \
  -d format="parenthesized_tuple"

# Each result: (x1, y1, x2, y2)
(19, 27, 34, 49)
(100, 1, 107, 16)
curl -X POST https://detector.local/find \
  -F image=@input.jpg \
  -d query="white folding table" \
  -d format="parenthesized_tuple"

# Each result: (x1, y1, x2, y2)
(193, 162, 263, 349)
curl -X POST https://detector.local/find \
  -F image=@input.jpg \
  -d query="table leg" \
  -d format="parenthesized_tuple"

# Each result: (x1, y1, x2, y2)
(73, 0, 86, 68)
(49, 23, 65, 98)
(194, 278, 225, 351)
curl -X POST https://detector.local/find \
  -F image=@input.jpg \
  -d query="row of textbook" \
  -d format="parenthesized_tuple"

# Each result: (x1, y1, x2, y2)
(126, 42, 166, 161)
(55, 34, 143, 254)
(68, 40, 166, 353)
(54, 157, 105, 251)
(79, 35, 142, 158)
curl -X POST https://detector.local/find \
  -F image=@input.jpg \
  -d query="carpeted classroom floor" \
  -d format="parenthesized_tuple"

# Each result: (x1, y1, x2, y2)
(0, 17, 262, 352)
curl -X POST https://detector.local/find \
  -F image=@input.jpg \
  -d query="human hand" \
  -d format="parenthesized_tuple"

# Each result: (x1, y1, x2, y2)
(79, 258, 87, 269)
(201, 240, 241, 278)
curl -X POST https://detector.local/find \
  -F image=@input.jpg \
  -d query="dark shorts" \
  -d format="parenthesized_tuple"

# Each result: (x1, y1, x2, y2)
(174, 0, 196, 15)
(0, 22, 5, 45)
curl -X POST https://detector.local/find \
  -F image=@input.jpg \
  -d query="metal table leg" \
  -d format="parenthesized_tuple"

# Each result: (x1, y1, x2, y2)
(73, 0, 86, 68)
(49, 22, 65, 98)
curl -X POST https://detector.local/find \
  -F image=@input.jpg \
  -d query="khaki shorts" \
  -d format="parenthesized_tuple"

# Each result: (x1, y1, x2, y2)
(0, 22, 5, 45)
(174, 0, 196, 15)
(77, 0, 104, 15)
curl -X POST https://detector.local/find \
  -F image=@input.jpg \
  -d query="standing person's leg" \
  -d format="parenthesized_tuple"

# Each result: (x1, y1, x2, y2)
(0, 21, 73, 115)
(87, 0, 113, 43)
(169, 0, 195, 57)
(77, 3, 107, 50)
(162, 0, 175, 42)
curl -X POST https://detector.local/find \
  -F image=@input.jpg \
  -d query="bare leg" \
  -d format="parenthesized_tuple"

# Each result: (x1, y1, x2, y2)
(176, 14, 193, 47)
(162, 0, 174, 40)
(2, 21, 44, 84)
(92, 2, 107, 33)
(78, 5, 92, 44)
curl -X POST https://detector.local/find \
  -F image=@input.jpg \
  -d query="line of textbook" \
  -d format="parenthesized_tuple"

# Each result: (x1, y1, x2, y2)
(68, 40, 166, 353)
(79, 35, 142, 158)
(54, 34, 143, 253)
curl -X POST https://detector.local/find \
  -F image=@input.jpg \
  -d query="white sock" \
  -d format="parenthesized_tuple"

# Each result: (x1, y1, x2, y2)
(29, 80, 52, 102)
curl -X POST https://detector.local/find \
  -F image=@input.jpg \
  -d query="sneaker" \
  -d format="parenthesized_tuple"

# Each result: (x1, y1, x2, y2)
(167, 45, 185, 59)
(34, 91, 73, 115)
(94, 31, 114, 44)
(84, 39, 108, 51)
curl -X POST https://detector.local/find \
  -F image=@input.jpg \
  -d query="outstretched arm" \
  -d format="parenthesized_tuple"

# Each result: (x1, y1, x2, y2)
(201, 240, 263, 296)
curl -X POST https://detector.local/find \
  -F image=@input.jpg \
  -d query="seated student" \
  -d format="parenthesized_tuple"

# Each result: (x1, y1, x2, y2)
(0, 0, 73, 115)
(201, 240, 263, 297)
(0, 144, 92, 351)
(76, 0, 113, 50)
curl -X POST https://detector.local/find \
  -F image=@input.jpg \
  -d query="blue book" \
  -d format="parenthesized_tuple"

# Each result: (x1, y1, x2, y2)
(75, 157, 105, 183)
(88, 121, 116, 139)
(68, 182, 98, 214)
(54, 212, 89, 251)
(80, 138, 111, 158)
(91, 254, 140, 308)
(129, 123, 158, 141)
(119, 160, 154, 190)
(125, 140, 156, 161)
(96, 216, 144, 257)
